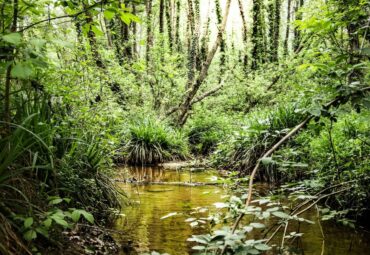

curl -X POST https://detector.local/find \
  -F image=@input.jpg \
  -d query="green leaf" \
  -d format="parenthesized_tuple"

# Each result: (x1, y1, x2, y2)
(261, 157, 274, 165)
(250, 222, 265, 228)
(35, 227, 49, 238)
(91, 25, 104, 37)
(308, 107, 321, 117)
(81, 211, 94, 224)
(192, 246, 206, 250)
(48, 198, 63, 205)
(104, 10, 115, 20)
(24, 230, 37, 241)
(51, 216, 69, 227)
(254, 243, 270, 251)
(272, 211, 291, 219)
(11, 62, 34, 79)
(2, 33, 22, 45)
(43, 218, 52, 228)
(24, 217, 33, 228)
(71, 210, 81, 223)
(120, 13, 134, 25)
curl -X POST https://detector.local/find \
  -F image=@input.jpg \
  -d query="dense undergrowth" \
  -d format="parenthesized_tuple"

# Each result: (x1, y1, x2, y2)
(0, 0, 369, 254)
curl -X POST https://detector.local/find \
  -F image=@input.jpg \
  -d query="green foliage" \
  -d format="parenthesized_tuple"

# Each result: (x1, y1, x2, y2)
(187, 113, 231, 155)
(124, 118, 189, 165)
(212, 105, 305, 178)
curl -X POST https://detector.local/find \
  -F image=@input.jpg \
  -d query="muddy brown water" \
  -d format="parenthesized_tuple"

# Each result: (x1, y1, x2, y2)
(113, 166, 370, 255)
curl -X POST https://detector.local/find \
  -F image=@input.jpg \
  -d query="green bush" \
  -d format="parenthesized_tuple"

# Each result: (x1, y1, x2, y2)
(0, 96, 122, 253)
(124, 118, 189, 165)
(187, 114, 231, 155)
(212, 105, 305, 178)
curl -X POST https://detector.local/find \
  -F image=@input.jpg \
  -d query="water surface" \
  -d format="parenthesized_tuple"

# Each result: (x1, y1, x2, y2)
(114, 166, 370, 255)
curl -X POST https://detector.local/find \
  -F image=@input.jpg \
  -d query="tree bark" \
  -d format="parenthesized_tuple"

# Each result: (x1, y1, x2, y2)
(4, 0, 18, 133)
(238, 0, 248, 69)
(284, 0, 292, 56)
(166, 0, 173, 52)
(175, 0, 182, 52)
(175, 0, 232, 126)
(215, 0, 226, 78)
(251, 0, 265, 69)
(272, 0, 281, 62)
(145, 0, 153, 66)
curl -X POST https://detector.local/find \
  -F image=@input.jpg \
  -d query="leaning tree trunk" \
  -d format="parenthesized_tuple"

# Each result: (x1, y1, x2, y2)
(176, 0, 232, 126)
(186, 0, 197, 90)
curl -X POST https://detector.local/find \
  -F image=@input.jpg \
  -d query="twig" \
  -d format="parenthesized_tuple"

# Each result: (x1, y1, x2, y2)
(18, 0, 111, 32)
(316, 204, 325, 255)
(281, 221, 289, 250)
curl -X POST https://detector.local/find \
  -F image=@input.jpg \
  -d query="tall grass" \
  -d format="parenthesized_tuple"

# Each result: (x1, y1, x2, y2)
(0, 93, 123, 253)
(125, 118, 189, 165)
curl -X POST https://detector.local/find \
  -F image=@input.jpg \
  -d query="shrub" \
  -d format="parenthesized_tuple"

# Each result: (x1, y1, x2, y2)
(212, 105, 305, 178)
(124, 118, 189, 165)
(0, 96, 123, 253)
(187, 114, 231, 155)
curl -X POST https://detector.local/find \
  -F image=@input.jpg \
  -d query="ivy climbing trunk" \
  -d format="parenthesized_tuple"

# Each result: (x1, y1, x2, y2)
(4, 0, 18, 133)
(238, 0, 248, 70)
(215, 0, 226, 80)
(175, 0, 232, 126)
(251, 0, 265, 69)
(165, 0, 173, 52)
(284, 0, 292, 56)
(272, 0, 281, 62)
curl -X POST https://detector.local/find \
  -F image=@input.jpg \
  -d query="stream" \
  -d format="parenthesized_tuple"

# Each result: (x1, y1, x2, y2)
(113, 165, 370, 255)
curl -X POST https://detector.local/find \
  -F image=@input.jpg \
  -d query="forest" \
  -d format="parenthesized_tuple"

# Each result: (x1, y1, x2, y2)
(0, 0, 369, 254)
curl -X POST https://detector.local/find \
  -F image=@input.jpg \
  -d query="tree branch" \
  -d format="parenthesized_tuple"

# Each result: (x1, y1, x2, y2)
(18, 0, 110, 32)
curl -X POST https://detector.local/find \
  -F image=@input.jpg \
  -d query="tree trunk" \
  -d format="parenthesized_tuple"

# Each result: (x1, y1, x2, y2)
(83, 3, 104, 68)
(215, 0, 226, 79)
(176, 0, 232, 126)
(238, 0, 248, 70)
(175, 0, 182, 52)
(284, 0, 292, 56)
(4, 0, 18, 133)
(272, 0, 281, 62)
(251, 0, 264, 69)
(186, 0, 197, 89)
(293, 0, 304, 52)
(199, 0, 211, 65)
(131, 4, 137, 57)
(166, 0, 173, 52)
(146, 0, 153, 66)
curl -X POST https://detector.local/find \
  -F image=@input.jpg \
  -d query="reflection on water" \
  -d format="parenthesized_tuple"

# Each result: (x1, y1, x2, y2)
(114, 166, 370, 255)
